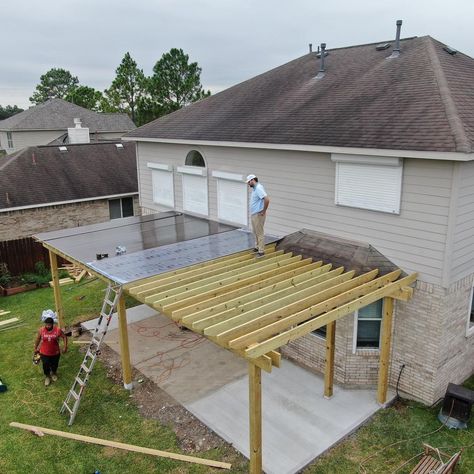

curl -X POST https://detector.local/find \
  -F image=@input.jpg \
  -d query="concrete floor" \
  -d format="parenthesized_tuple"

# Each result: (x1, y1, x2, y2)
(83, 305, 392, 474)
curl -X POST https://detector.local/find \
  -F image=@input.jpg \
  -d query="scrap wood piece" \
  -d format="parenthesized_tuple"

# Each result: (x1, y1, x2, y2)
(0, 323, 26, 333)
(0, 310, 11, 316)
(49, 277, 74, 287)
(75, 269, 87, 283)
(10, 422, 232, 470)
(0, 317, 19, 327)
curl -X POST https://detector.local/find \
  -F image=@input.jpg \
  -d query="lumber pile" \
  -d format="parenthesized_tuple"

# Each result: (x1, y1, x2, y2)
(59, 264, 90, 283)
(49, 277, 74, 287)
(0, 317, 24, 332)
(0, 310, 11, 317)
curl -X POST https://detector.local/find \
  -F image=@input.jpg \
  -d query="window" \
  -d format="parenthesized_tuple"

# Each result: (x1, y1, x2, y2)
(312, 326, 327, 339)
(466, 287, 474, 336)
(213, 171, 248, 226)
(178, 165, 208, 216)
(109, 197, 134, 219)
(149, 165, 174, 208)
(353, 300, 383, 350)
(332, 154, 403, 214)
(185, 150, 205, 167)
(7, 132, 13, 149)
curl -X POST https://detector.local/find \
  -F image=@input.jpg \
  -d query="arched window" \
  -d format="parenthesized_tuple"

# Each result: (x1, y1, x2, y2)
(185, 150, 205, 167)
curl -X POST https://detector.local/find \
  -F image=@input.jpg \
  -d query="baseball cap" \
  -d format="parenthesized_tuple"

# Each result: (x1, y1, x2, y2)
(246, 174, 256, 183)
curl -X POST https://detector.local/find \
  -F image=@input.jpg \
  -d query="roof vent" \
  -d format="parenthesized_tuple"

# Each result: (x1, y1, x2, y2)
(443, 45, 457, 55)
(376, 43, 391, 51)
(67, 118, 90, 144)
(309, 43, 313, 53)
(115, 143, 124, 149)
(388, 20, 403, 59)
(59, 146, 68, 152)
(316, 43, 327, 79)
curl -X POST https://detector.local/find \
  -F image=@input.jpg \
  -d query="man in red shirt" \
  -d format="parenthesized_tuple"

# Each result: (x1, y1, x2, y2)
(34, 317, 68, 386)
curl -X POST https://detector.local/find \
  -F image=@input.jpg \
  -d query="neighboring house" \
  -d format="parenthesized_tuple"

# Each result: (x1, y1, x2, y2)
(0, 98, 135, 155)
(124, 33, 474, 405)
(0, 141, 139, 241)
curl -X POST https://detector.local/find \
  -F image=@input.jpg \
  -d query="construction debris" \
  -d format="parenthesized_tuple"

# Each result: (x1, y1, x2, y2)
(10, 422, 232, 469)
(49, 277, 74, 287)
(0, 317, 19, 327)
(0, 310, 11, 317)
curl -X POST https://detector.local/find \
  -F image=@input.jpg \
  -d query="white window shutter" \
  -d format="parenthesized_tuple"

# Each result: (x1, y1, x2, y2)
(182, 174, 208, 215)
(217, 179, 248, 225)
(151, 169, 174, 208)
(335, 162, 402, 214)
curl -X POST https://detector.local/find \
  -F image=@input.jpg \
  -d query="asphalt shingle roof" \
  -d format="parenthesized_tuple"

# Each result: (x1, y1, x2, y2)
(126, 36, 474, 153)
(0, 142, 137, 210)
(0, 98, 136, 132)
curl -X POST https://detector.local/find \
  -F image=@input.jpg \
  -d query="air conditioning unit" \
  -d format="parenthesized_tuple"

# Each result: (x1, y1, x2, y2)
(438, 383, 474, 429)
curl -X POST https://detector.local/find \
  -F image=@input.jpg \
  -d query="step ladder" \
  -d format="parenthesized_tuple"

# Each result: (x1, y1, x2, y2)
(60, 284, 122, 425)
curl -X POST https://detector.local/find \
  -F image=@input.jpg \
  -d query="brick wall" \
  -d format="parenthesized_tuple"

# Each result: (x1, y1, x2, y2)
(0, 197, 140, 241)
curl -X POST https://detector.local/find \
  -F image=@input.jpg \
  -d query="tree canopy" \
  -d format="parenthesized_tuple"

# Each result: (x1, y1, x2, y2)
(65, 85, 103, 111)
(0, 105, 24, 120)
(30, 68, 79, 104)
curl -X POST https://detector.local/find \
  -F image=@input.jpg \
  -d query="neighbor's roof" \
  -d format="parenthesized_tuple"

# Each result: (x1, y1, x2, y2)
(0, 141, 137, 210)
(0, 98, 136, 132)
(126, 36, 474, 153)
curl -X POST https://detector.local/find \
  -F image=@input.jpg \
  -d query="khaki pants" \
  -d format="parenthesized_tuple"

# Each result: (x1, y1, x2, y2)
(251, 213, 266, 253)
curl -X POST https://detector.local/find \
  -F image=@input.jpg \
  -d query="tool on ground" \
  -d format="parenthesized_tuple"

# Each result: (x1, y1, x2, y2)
(0, 378, 7, 392)
(33, 352, 41, 365)
(60, 284, 122, 425)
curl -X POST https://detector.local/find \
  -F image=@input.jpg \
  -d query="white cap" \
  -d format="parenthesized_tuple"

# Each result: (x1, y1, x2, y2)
(246, 174, 256, 183)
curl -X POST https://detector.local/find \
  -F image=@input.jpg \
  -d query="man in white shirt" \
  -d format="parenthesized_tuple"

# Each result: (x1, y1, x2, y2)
(246, 174, 270, 257)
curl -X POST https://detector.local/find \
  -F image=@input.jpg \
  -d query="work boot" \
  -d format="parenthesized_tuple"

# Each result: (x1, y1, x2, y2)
(44, 377, 51, 387)
(256, 252, 265, 258)
(51, 374, 58, 382)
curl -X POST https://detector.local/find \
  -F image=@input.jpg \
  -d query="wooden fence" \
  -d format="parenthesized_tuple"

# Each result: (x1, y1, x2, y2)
(0, 237, 66, 275)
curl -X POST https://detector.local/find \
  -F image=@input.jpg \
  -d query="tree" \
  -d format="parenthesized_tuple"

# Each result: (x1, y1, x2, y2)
(65, 85, 103, 111)
(149, 48, 210, 117)
(102, 52, 146, 124)
(0, 105, 24, 120)
(30, 68, 79, 104)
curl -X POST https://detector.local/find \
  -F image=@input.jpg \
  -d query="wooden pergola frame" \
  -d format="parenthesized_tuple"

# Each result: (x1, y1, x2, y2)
(45, 242, 417, 473)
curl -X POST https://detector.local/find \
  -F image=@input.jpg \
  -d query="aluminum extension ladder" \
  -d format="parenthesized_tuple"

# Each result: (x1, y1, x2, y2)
(60, 284, 122, 425)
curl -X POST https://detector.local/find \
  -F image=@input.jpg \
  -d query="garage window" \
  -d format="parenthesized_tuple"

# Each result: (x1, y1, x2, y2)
(213, 171, 247, 226)
(148, 163, 174, 208)
(332, 154, 403, 214)
(178, 166, 208, 216)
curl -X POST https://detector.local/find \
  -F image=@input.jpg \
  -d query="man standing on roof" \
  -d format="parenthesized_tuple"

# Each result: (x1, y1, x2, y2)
(246, 174, 270, 257)
(34, 317, 68, 386)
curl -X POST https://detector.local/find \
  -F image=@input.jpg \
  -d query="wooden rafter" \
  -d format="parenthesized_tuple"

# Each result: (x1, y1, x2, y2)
(125, 246, 417, 372)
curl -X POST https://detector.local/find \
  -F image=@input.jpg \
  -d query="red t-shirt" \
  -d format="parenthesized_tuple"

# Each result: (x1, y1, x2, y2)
(39, 326, 63, 356)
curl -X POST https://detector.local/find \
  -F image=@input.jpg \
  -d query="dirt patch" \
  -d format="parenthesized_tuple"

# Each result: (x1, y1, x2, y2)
(92, 342, 238, 455)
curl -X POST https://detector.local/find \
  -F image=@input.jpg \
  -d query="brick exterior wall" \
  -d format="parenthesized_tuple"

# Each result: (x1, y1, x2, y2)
(0, 196, 140, 241)
(283, 277, 474, 405)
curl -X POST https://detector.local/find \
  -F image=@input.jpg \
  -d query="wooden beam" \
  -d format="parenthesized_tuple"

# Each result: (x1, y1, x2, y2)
(190, 267, 343, 332)
(49, 250, 65, 328)
(117, 295, 133, 390)
(208, 270, 356, 340)
(10, 422, 231, 470)
(0, 317, 19, 327)
(244, 272, 417, 358)
(249, 363, 262, 474)
(377, 297, 394, 405)
(324, 322, 336, 399)
(171, 261, 323, 322)
(390, 286, 413, 301)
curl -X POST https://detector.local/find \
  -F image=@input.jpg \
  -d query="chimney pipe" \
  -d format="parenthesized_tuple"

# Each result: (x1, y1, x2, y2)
(320, 43, 327, 72)
(309, 43, 313, 53)
(388, 20, 403, 58)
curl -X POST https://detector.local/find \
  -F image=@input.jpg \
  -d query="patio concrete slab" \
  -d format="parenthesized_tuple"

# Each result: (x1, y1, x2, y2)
(83, 305, 393, 474)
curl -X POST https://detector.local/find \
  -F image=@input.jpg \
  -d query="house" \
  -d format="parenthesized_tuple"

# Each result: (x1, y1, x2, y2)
(0, 98, 135, 154)
(0, 140, 139, 241)
(123, 31, 474, 405)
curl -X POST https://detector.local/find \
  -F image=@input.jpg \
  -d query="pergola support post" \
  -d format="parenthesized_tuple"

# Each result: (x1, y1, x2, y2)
(324, 321, 336, 399)
(249, 362, 262, 474)
(48, 250, 65, 329)
(117, 294, 133, 390)
(377, 297, 394, 405)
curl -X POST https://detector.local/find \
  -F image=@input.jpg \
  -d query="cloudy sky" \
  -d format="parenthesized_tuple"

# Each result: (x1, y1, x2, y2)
(2, 0, 473, 108)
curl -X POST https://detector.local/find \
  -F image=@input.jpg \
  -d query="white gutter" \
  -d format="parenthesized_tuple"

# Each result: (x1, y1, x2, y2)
(0, 192, 138, 213)
(121, 136, 474, 161)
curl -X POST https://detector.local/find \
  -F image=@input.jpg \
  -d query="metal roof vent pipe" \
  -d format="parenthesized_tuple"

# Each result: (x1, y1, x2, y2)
(388, 20, 403, 59)
(316, 43, 327, 79)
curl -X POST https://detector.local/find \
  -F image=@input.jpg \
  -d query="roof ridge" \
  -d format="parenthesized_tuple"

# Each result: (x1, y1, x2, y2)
(325, 35, 418, 52)
(425, 36, 472, 153)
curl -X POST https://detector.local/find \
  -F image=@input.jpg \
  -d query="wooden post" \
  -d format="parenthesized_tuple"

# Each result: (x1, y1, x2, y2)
(324, 321, 336, 398)
(249, 362, 262, 474)
(117, 294, 133, 390)
(377, 297, 394, 405)
(48, 250, 65, 328)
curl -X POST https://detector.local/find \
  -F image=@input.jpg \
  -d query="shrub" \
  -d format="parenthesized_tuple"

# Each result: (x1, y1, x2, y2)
(0, 263, 12, 287)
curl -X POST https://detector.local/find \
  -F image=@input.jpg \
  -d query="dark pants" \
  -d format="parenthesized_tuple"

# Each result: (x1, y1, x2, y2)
(40, 354, 60, 377)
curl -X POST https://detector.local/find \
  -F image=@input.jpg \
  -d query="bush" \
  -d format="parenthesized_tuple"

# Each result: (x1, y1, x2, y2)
(0, 263, 12, 287)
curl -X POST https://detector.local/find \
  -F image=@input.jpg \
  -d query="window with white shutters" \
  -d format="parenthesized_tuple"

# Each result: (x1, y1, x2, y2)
(148, 163, 174, 208)
(332, 154, 403, 214)
(214, 172, 247, 225)
(182, 173, 208, 216)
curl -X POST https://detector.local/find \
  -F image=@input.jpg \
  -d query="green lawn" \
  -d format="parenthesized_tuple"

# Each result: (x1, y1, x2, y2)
(1, 282, 474, 473)
(0, 280, 245, 473)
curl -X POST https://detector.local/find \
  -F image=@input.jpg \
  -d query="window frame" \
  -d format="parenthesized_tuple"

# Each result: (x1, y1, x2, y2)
(148, 162, 175, 208)
(109, 196, 134, 220)
(212, 171, 248, 226)
(7, 131, 13, 149)
(352, 300, 383, 353)
(466, 286, 474, 337)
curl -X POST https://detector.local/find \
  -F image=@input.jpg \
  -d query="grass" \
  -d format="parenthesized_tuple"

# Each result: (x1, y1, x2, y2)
(1, 281, 474, 473)
(0, 279, 246, 474)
